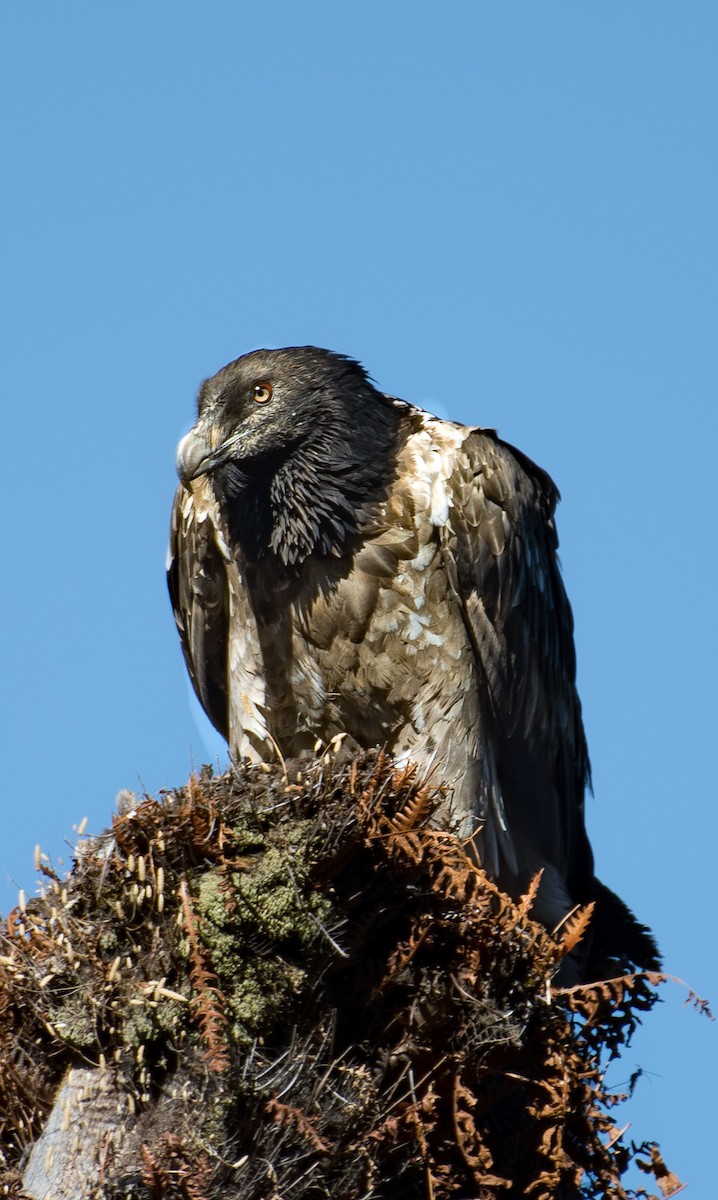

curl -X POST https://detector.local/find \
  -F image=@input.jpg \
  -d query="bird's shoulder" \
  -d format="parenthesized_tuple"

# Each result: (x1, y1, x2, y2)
(390, 404, 578, 739)
(386, 401, 558, 537)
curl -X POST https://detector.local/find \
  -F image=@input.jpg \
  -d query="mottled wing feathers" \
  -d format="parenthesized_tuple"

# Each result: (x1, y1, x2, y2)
(440, 430, 592, 895)
(167, 346, 659, 976)
(168, 485, 229, 740)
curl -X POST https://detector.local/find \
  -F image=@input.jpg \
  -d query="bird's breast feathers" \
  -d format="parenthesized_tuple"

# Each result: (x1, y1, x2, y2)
(168, 346, 661, 975)
(198, 414, 500, 835)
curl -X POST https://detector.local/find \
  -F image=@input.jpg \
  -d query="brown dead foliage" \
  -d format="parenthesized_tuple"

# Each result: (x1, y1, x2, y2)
(0, 751, 692, 1199)
(141, 1133, 213, 1199)
(178, 878, 232, 1072)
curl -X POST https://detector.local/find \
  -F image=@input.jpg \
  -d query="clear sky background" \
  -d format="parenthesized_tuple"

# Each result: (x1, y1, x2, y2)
(2, 3, 715, 1192)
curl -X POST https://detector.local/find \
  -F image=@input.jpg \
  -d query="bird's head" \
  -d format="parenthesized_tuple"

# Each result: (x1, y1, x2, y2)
(175, 346, 403, 565)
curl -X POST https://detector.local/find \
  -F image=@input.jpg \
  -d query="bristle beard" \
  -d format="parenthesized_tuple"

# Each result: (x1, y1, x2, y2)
(214, 393, 403, 569)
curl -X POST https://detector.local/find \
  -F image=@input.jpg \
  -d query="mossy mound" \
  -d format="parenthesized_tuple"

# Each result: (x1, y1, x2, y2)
(0, 752, 678, 1199)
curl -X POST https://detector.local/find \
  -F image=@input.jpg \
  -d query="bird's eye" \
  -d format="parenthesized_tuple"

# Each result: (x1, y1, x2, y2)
(253, 382, 273, 404)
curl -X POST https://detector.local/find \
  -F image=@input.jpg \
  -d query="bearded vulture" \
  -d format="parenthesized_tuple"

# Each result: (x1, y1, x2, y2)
(168, 346, 658, 976)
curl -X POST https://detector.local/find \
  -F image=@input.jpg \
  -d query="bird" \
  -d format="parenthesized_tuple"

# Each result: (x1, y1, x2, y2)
(168, 345, 659, 977)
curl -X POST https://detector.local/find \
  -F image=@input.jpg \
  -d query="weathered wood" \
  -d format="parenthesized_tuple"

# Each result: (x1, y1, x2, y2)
(22, 1067, 127, 1200)
(0, 758, 674, 1199)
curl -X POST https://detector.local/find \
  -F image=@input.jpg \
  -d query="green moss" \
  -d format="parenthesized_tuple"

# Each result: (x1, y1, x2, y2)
(98, 929, 120, 954)
(223, 821, 267, 854)
(195, 826, 330, 951)
(153, 997, 188, 1038)
(195, 871, 233, 928)
(227, 956, 306, 1045)
(186, 820, 336, 1047)
(52, 990, 99, 1049)
(0, 757, 668, 1197)
(123, 1008, 158, 1047)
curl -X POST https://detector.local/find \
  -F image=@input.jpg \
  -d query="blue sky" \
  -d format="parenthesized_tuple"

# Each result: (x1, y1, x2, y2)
(2, 3, 716, 1191)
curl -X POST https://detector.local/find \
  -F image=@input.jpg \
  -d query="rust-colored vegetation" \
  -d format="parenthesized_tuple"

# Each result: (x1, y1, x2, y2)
(0, 752, 692, 1198)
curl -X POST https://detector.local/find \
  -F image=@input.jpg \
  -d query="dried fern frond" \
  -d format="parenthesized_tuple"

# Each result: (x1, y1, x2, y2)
(0, 752, 690, 1199)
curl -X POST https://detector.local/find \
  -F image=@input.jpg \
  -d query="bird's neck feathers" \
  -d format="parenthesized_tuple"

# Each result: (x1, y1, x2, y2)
(216, 396, 403, 570)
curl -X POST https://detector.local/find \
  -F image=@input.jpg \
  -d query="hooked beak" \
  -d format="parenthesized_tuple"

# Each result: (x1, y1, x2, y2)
(175, 426, 226, 485)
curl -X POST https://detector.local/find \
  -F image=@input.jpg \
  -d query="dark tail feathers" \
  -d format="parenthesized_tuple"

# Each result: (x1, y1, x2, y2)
(584, 878, 661, 982)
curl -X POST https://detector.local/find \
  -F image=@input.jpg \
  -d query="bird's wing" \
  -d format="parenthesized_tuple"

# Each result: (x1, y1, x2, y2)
(167, 484, 229, 740)
(439, 429, 592, 898)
